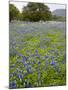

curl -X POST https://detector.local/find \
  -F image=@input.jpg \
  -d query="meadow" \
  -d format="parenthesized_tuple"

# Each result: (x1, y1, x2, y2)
(9, 21, 66, 88)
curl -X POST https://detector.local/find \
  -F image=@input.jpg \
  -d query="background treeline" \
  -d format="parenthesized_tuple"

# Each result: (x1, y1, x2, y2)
(9, 2, 66, 22)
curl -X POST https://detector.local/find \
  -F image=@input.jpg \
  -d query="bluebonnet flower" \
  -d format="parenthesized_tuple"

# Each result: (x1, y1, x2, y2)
(45, 60, 49, 70)
(50, 57, 56, 70)
(22, 56, 27, 64)
(50, 57, 55, 65)
(17, 73, 23, 79)
(9, 80, 16, 89)
(35, 50, 38, 54)
(38, 61, 40, 65)
(36, 54, 40, 58)
(26, 66, 31, 73)
(38, 61, 40, 70)
(45, 55, 49, 58)
(50, 60, 55, 65)
(24, 63, 28, 67)
(35, 50, 40, 58)
(26, 68, 30, 73)
(26, 50, 29, 53)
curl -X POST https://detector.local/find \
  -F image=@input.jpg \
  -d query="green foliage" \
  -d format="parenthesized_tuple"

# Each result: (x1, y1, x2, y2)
(9, 3, 65, 22)
(9, 4, 20, 22)
(52, 15, 66, 21)
(22, 2, 52, 21)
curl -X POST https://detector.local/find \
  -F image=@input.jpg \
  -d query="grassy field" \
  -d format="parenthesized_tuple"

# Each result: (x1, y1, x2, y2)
(9, 21, 66, 88)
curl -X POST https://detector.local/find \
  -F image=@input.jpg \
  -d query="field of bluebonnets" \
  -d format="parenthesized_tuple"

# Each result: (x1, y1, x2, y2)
(9, 21, 66, 88)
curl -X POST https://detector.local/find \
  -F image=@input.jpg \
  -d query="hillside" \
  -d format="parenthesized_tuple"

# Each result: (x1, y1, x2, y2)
(52, 9, 66, 17)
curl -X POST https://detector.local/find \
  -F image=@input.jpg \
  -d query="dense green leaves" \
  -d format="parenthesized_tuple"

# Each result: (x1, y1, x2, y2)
(22, 2, 52, 21)
(9, 4, 19, 22)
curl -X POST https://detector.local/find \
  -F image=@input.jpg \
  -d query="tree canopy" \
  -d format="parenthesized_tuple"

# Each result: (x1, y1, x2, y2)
(9, 4, 19, 22)
(22, 2, 52, 21)
(9, 3, 64, 22)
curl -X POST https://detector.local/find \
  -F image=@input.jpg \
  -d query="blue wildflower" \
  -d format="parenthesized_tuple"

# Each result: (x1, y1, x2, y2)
(45, 60, 49, 69)
(45, 55, 49, 58)
(36, 54, 40, 58)
(22, 56, 27, 64)
(17, 73, 23, 79)
(50, 60, 55, 65)
(10, 80, 16, 89)
(23, 56, 27, 61)
(38, 61, 40, 70)
(38, 61, 40, 65)
(24, 63, 28, 67)
(35, 50, 40, 58)
(26, 66, 31, 73)
(35, 50, 38, 54)
(26, 50, 29, 53)
(26, 68, 30, 73)
(50, 57, 56, 70)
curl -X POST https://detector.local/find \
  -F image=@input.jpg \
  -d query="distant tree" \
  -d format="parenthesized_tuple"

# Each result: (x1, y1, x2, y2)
(18, 13, 23, 21)
(52, 15, 66, 21)
(9, 4, 19, 22)
(22, 2, 52, 21)
(52, 15, 57, 20)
